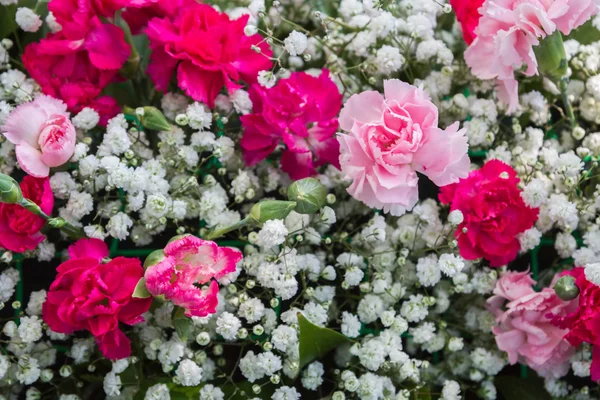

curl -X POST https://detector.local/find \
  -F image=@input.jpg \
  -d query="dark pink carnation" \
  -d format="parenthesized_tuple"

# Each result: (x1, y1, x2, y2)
(550, 267, 600, 380)
(123, 0, 198, 34)
(22, 0, 130, 124)
(241, 70, 342, 180)
(146, 4, 272, 107)
(449, 0, 484, 45)
(488, 271, 576, 378)
(439, 160, 539, 267)
(43, 239, 151, 360)
(145, 235, 242, 317)
(0, 176, 53, 253)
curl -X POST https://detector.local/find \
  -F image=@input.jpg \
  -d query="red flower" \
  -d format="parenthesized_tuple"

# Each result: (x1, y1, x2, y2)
(240, 70, 342, 180)
(43, 239, 152, 359)
(439, 160, 538, 267)
(22, 0, 130, 125)
(550, 267, 600, 380)
(146, 4, 272, 107)
(0, 176, 53, 253)
(449, 0, 485, 44)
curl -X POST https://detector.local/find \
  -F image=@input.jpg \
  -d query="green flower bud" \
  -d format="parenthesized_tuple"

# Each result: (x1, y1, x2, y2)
(248, 200, 297, 224)
(554, 275, 580, 301)
(143, 249, 166, 269)
(534, 30, 567, 80)
(167, 233, 192, 244)
(0, 173, 22, 204)
(287, 177, 327, 214)
(140, 106, 172, 132)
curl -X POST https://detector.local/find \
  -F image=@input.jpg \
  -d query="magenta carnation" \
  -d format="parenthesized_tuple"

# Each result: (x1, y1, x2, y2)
(338, 79, 470, 216)
(145, 235, 243, 317)
(439, 160, 539, 267)
(43, 239, 152, 360)
(488, 270, 576, 378)
(240, 70, 342, 180)
(0, 176, 53, 253)
(146, 3, 272, 107)
(22, 0, 130, 124)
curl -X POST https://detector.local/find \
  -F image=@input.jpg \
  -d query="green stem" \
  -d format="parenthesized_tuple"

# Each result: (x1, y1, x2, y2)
(14, 260, 22, 324)
(559, 78, 577, 128)
(18, 198, 86, 240)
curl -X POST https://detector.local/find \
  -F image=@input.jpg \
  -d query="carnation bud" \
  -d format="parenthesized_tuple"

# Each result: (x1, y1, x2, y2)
(287, 178, 327, 214)
(0, 173, 23, 204)
(140, 106, 171, 132)
(554, 275, 580, 301)
(143, 249, 166, 269)
(534, 30, 568, 79)
(249, 200, 297, 224)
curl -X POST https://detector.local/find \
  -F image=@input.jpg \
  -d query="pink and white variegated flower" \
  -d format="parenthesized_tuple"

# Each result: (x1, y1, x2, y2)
(144, 235, 242, 317)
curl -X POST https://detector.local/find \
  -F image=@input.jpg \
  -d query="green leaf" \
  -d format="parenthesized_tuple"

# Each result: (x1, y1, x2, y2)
(297, 313, 352, 370)
(569, 20, 600, 45)
(221, 381, 275, 399)
(172, 307, 191, 341)
(169, 385, 203, 400)
(132, 277, 151, 298)
(0, 5, 18, 39)
(495, 376, 551, 400)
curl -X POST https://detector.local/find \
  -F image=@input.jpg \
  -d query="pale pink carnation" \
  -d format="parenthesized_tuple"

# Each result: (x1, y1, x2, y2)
(487, 270, 576, 378)
(465, 0, 600, 112)
(337, 79, 469, 216)
(144, 235, 242, 317)
(1, 95, 76, 178)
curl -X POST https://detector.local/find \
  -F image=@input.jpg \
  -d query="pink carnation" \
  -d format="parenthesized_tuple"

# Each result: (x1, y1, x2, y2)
(0, 176, 53, 253)
(440, 160, 539, 267)
(146, 4, 272, 107)
(488, 270, 576, 378)
(241, 70, 342, 180)
(464, 0, 600, 112)
(43, 239, 151, 359)
(550, 267, 600, 380)
(1, 95, 76, 178)
(22, 0, 130, 124)
(145, 235, 243, 317)
(337, 79, 469, 216)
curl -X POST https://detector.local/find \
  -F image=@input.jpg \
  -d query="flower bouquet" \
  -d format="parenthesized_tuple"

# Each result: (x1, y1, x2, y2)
(1, 0, 600, 399)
